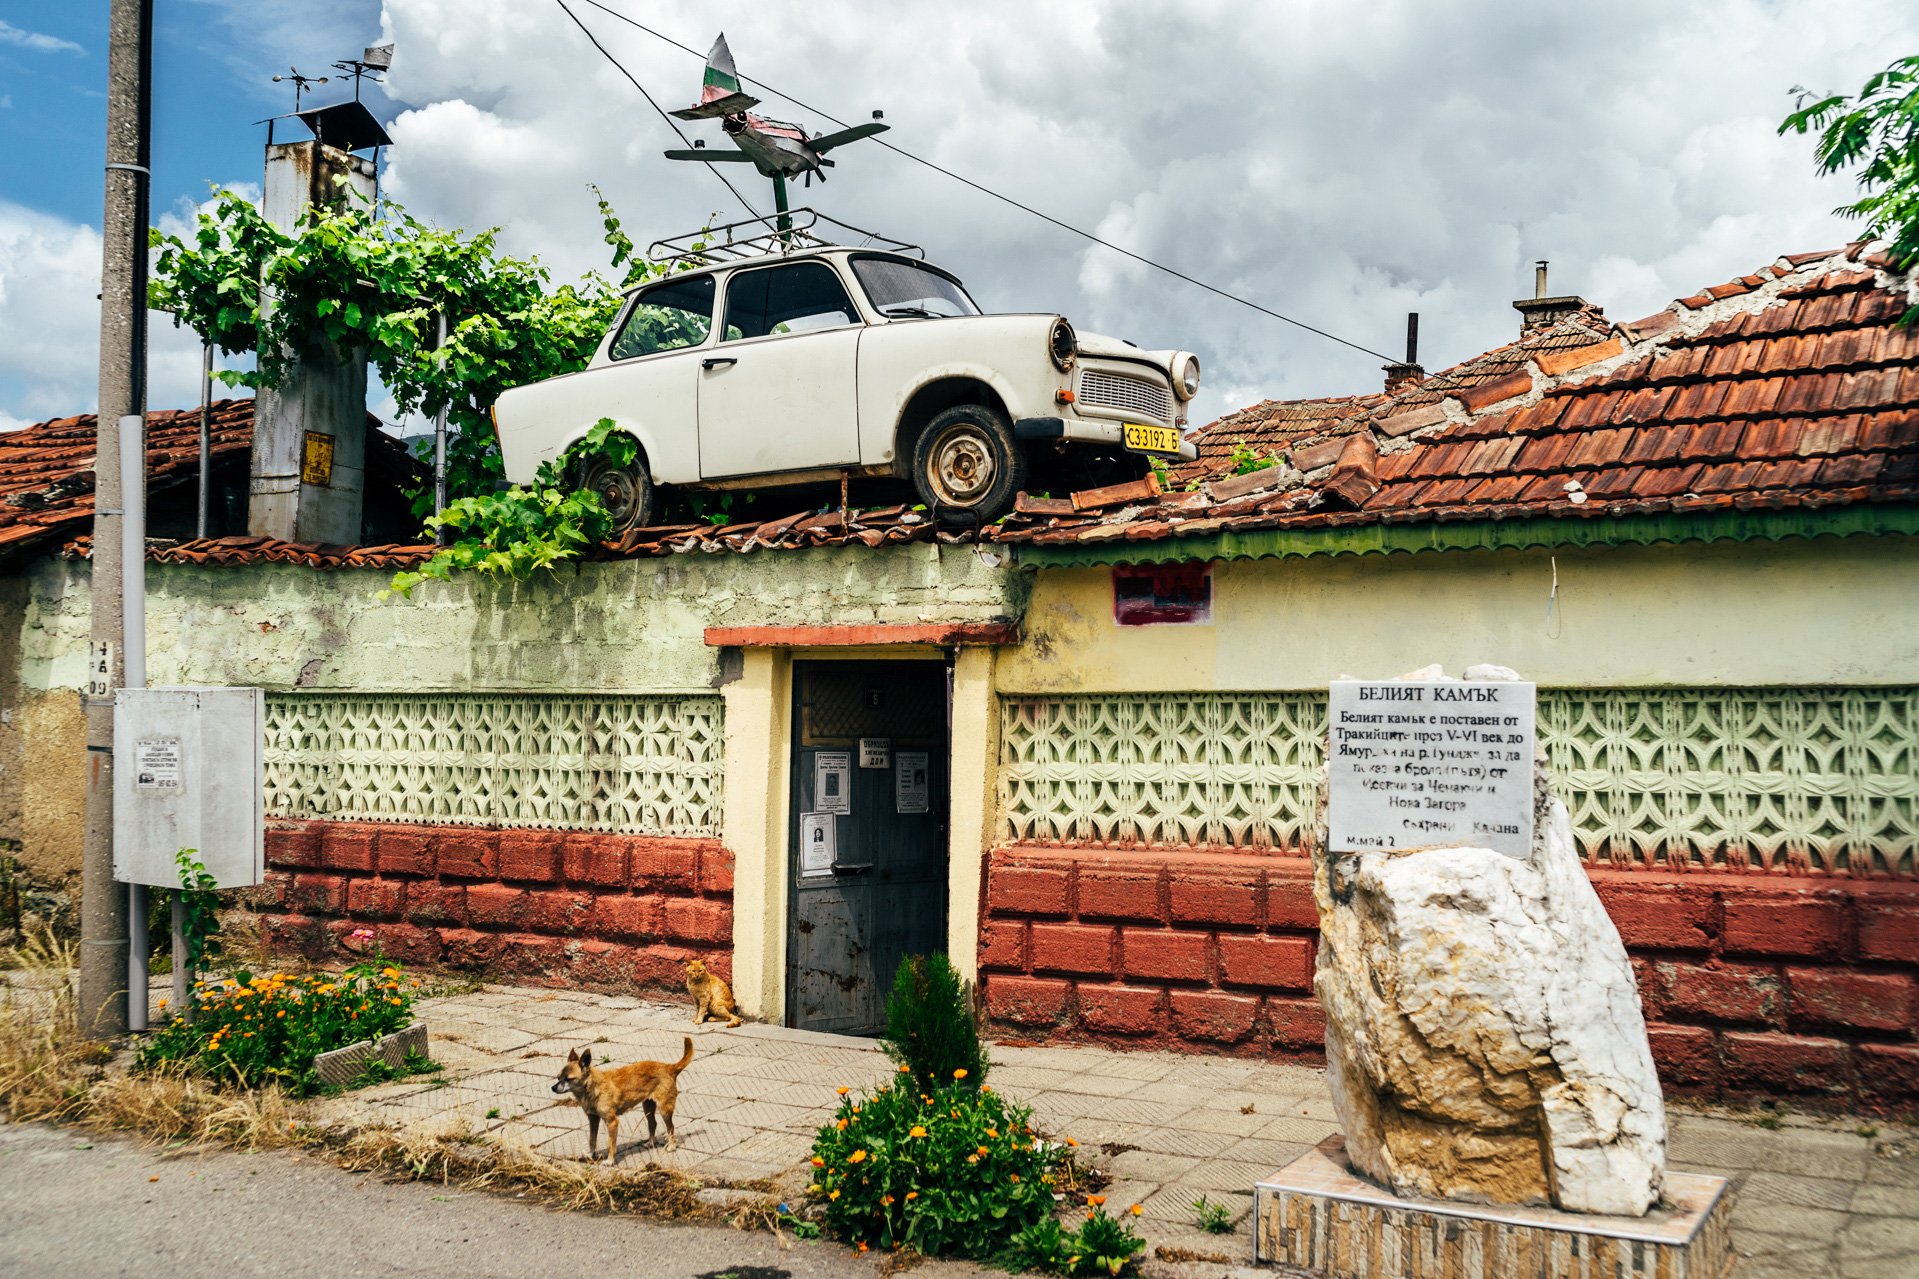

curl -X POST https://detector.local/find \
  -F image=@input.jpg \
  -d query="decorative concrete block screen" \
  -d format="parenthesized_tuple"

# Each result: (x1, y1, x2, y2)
(264, 693, 724, 834)
(999, 687, 1919, 877)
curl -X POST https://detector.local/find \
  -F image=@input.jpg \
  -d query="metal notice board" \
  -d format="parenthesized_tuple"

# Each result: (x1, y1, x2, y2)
(113, 687, 266, 889)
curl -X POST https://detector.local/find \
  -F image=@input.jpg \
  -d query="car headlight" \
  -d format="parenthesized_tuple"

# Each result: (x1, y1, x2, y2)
(1049, 318, 1077, 372)
(1172, 353, 1201, 400)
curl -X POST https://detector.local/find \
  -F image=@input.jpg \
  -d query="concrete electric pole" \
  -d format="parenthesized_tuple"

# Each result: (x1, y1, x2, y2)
(81, 0, 153, 1038)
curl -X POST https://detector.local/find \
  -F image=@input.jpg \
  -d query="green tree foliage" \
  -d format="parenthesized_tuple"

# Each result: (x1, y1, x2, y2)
(1781, 55, 1919, 285)
(149, 183, 678, 511)
(881, 954, 989, 1095)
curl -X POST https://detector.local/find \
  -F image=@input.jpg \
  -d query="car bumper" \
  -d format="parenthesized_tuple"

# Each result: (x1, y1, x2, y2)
(1014, 415, 1197, 462)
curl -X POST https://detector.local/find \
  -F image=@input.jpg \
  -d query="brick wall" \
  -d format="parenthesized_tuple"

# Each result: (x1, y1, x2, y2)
(978, 845, 1919, 1105)
(256, 819, 734, 996)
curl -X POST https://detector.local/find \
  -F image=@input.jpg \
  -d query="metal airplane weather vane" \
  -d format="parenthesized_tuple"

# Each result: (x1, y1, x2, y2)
(663, 34, 889, 238)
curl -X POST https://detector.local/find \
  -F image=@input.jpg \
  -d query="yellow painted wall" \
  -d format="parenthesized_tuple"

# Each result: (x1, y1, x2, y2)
(998, 534, 1919, 693)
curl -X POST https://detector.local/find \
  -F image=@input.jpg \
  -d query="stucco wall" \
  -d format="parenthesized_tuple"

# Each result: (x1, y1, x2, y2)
(999, 533, 1919, 693)
(20, 544, 1027, 696)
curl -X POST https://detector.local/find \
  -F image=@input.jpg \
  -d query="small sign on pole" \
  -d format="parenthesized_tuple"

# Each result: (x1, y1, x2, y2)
(1326, 680, 1537, 860)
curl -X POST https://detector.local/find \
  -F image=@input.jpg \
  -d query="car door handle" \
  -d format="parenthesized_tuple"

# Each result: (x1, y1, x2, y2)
(702, 357, 737, 370)
(830, 862, 874, 876)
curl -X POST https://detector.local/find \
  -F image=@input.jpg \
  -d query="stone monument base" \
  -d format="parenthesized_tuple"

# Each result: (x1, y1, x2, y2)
(1255, 1136, 1732, 1279)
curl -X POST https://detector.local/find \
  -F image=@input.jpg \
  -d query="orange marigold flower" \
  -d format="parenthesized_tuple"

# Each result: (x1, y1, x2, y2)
(829, 1190, 840, 1201)
(909, 1126, 927, 1138)
(811, 1157, 825, 1167)
(838, 1086, 850, 1095)
(1130, 1205, 1143, 1217)
(836, 1119, 848, 1131)
(857, 1243, 868, 1253)
(880, 1195, 894, 1206)
(1010, 1174, 1020, 1183)
(1088, 1195, 1106, 1206)
(848, 1150, 866, 1164)
(953, 1068, 968, 1079)
(976, 1146, 990, 1157)
(897, 1064, 909, 1072)
(986, 1128, 998, 1138)
(905, 1192, 918, 1201)
(967, 1154, 979, 1164)
(981, 1085, 992, 1093)
(1065, 1138, 1078, 1147)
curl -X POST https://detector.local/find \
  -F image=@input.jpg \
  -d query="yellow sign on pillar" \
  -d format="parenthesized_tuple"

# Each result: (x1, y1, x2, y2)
(301, 431, 335, 486)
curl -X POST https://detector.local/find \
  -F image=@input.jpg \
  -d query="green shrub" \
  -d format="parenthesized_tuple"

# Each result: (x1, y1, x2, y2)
(1191, 1193, 1234, 1233)
(807, 1080, 1052, 1256)
(881, 954, 988, 1096)
(136, 952, 420, 1093)
(1010, 1199, 1148, 1276)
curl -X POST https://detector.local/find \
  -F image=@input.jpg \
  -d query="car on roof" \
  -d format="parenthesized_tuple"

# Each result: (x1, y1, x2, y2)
(491, 238, 1201, 530)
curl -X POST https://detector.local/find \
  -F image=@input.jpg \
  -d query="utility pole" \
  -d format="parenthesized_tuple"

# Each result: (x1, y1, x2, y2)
(82, 0, 153, 1039)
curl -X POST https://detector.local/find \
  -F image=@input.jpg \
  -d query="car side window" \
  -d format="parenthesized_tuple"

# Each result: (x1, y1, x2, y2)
(720, 263, 860, 342)
(610, 274, 715, 360)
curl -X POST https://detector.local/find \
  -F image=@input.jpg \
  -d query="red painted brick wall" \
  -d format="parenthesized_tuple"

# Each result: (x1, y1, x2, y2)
(978, 845, 1919, 1105)
(256, 819, 734, 997)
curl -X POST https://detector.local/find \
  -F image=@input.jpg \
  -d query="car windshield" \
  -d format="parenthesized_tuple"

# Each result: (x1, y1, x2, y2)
(851, 257, 980, 318)
(610, 274, 714, 359)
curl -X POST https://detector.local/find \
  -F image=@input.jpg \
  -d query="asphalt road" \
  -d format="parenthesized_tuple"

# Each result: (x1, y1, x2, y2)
(0, 1122, 981, 1279)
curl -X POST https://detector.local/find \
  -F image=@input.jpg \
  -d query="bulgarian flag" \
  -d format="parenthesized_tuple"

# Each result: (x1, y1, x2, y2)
(700, 34, 743, 106)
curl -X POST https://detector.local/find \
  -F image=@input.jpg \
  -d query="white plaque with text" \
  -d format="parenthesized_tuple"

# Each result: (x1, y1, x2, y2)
(1327, 680, 1537, 860)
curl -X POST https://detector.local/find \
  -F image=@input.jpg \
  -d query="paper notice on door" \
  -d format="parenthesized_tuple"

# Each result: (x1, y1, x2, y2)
(135, 738, 182, 790)
(800, 812, 835, 874)
(895, 751, 930, 813)
(814, 751, 852, 814)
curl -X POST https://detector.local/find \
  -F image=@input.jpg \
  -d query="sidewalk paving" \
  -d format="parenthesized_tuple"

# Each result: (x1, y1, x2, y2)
(289, 981, 1918, 1278)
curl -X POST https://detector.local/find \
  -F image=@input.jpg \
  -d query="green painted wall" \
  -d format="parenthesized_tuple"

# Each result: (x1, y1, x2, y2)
(20, 544, 1027, 694)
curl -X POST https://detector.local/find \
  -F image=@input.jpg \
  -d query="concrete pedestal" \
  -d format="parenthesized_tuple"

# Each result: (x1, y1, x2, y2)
(1254, 1135, 1732, 1279)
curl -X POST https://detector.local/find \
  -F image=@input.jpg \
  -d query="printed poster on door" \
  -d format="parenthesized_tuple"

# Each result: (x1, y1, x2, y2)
(895, 751, 930, 814)
(814, 751, 851, 814)
(800, 812, 835, 875)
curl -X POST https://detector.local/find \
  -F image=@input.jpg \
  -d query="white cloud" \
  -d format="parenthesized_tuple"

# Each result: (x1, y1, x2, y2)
(0, 199, 239, 427)
(364, 0, 1915, 426)
(0, 21, 83, 56)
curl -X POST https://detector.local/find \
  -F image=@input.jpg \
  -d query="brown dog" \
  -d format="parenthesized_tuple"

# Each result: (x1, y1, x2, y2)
(550, 1037, 693, 1164)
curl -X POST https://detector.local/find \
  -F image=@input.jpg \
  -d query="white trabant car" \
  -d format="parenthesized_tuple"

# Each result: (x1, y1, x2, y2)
(492, 243, 1200, 529)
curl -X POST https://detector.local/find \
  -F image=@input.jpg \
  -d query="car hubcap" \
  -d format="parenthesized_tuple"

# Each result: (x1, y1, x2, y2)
(589, 465, 640, 525)
(929, 427, 995, 505)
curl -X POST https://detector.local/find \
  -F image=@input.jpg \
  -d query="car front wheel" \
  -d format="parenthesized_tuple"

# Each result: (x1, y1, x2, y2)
(912, 404, 1027, 523)
(577, 452, 656, 537)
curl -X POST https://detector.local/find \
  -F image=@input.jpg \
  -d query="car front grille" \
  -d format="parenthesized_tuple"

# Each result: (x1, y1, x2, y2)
(1079, 368, 1173, 422)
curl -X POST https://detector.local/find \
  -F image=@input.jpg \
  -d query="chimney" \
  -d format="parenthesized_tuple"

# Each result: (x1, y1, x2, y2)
(1511, 259, 1601, 336)
(1382, 311, 1424, 395)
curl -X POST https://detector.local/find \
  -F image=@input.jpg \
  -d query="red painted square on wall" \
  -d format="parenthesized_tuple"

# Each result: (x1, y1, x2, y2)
(1113, 563, 1213, 626)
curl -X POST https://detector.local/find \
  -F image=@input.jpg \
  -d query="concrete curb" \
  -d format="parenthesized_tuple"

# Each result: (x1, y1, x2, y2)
(314, 1021, 428, 1088)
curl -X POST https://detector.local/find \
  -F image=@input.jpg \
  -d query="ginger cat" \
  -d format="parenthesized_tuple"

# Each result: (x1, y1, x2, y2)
(686, 957, 743, 1027)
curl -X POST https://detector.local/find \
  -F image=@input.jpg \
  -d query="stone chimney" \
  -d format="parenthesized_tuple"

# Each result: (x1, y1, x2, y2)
(1513, 260, 1600, 336)
(1382, 311, 1423, 395)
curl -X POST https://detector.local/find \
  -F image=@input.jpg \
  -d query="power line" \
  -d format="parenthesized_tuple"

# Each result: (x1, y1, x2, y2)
(576, 0, 1397, 363)
(551, 0, 761, 222)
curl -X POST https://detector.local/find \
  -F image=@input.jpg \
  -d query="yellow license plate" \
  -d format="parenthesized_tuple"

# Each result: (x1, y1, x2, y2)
(1122, 422, 1181, 455)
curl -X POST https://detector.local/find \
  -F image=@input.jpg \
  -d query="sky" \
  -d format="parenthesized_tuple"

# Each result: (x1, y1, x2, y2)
(0, 0, 1912, 436)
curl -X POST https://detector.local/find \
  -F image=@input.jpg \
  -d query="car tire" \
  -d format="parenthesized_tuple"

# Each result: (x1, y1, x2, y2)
(578, 451, 656, 537)
(912, 404, 1026, 523)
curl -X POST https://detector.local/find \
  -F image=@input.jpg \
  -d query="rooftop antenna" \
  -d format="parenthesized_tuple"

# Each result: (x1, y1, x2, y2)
(271, 67, 329, 111)
(332, 43, 393, 101)
(663, 34, 890, 244)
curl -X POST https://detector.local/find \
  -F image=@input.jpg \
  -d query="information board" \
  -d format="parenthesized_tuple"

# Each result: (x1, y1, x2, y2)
(1326, 680, 1537, 860)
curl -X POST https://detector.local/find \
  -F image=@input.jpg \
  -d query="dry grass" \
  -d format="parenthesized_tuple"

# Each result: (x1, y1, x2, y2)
(0, 925, 98, 1122)
(86, 1066, 306, 1151)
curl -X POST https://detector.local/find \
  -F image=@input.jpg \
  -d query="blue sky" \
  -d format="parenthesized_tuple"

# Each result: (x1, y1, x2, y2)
(1, 1, 1913, 433)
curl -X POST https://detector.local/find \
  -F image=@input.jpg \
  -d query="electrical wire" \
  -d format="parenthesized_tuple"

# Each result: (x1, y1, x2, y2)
(551, 0, 761, 221)
(576, 0, 1398, 363)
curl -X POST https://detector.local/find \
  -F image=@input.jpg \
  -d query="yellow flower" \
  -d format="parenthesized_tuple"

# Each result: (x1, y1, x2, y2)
(807, 1184, 821, 1193)
(953, 1068, 968, 1079)
(909, 1126, 926, 1138)
(829, 1190, 840, 1201)
(382, 967, 398, 977)
(848, 1150, 866, 1164)
(1130, 1205, 1143, 1217)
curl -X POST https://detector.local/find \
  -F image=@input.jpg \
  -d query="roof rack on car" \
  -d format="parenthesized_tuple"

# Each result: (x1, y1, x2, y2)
(645, 207, 924, 266)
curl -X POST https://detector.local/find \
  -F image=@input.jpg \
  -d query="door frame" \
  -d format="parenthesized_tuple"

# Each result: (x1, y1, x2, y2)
(718, 643, 1000, 1029)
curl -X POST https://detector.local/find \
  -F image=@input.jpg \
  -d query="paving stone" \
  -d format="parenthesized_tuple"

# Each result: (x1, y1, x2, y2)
(1724, 1234, 1837, 1279)
(1078, 1096, 1169, 1125)
(1211, 1137, 1312, 1172)
(987, 1066, 1076, 1091)
(723, 1129, 816, 1168)
(1836, 1213, 1919, 1256)
(1173, 1159, 1274, 1194)
(672, 1120, 759, 1156)
(1107, 1150, 1201, 1183)
(1741, 1170, 1858, 1212)
(1852, 1183, 1919, 1217)
(457, 1025, 541, 1055)
(1753, 1130, 1873, 1182)
(1128, 1128, 1242, 1160)
(1728, 1198, 1850, 1240)
(1177, 1108, 1271, 1139)
(1249, 1116, 1338, 1145)
(1046, 1073, 1152, 1098)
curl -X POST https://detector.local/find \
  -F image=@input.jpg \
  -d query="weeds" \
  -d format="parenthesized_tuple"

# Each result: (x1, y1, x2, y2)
(1191, 1194, 1235, 1234)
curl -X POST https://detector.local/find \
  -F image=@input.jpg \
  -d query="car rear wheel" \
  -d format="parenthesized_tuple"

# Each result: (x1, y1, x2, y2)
(912, 404, 1026, 522)
(578, 452, 655, 537)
